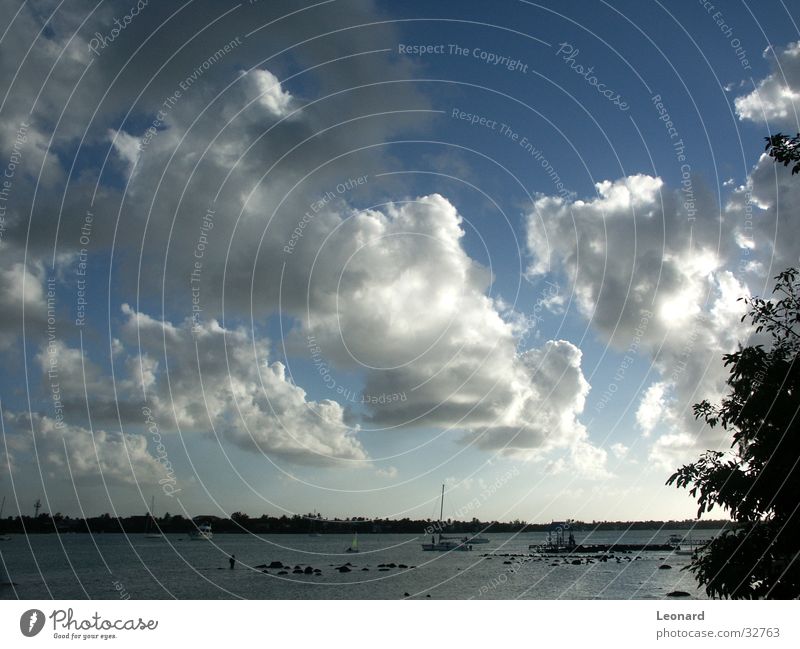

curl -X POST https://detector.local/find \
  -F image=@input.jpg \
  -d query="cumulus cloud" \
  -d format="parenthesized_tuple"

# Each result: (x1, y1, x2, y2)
(1, 411, 167, 485)
(291, 195, 606, 473)
(726, 152, 800, 276)
(109, 129, 142, 178)
(528, 42, 800, 467)
(636, 382, 667, 437)
(610, 443, 629, 460)
(38, 304, 367, 467)
(735, 42, 800, 125)
(248, 69, 293, 117)
(0, 260, 47, 350)
(0, 0, 617, 486)
(526, 174, 751, 467)
(0, 0, 428, 484)
(15, 189, 605, 476)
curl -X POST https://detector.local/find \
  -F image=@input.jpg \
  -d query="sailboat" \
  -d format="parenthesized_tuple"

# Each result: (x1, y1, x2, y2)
(421, 485, 472, 551)
(144, 497, 163, 539)
(0, 497, 11, 541)
(345, 531, 359, 553)
(308, 510, 321, 537)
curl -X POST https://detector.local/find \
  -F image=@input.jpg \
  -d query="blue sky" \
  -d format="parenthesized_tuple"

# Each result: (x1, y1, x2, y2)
(1, 0, 799, 523)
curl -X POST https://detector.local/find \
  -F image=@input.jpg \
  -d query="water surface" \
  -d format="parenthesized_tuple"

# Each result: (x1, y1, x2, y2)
(0, 529, 710, 599)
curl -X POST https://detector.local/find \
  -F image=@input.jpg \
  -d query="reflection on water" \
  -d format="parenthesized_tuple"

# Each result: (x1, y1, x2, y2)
(0, 530, 711, 599)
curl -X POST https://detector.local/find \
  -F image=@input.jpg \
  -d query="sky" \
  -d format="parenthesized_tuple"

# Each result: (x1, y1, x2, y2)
(1, 0, 800, 524)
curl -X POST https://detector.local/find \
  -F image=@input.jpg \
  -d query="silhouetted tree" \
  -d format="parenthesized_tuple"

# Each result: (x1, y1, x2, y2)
(230, 511, 250, 525)
(765, 133, 800, 174)
(668, 268, 800, 598)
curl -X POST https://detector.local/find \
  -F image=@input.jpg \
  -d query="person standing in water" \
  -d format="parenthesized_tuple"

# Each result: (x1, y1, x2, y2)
(229, 554, 236, 569)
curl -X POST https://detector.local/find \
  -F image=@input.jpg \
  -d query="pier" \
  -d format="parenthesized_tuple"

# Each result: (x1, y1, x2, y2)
(528, 542, 677, 554)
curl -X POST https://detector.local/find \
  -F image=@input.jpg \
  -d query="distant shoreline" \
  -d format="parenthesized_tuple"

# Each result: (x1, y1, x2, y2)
(0, 514, 730, 535)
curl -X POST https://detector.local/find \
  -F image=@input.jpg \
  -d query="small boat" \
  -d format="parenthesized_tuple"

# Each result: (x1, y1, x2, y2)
(144, 496, 163, 539)
(421, 485, 472, 551)
(190, 522, 213, 540)
(422, 535, 472, 551)
(345, 532, 359, 553)
(465, 535, 490, 544)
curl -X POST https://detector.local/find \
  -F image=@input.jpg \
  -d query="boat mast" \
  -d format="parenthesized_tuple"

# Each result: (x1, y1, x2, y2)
(438, 483, 445, 542)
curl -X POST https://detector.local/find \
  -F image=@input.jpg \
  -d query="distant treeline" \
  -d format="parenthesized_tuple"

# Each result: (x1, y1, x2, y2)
(0, 512, 729, 535)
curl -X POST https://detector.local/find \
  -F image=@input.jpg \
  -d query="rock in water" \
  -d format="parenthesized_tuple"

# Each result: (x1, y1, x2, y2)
(337, 566, 351, 573)
(667, 590, 691, 597)
(658, 564, 672, 570)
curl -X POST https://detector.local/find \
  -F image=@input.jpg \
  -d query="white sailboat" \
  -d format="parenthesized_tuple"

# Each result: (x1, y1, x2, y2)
(308, 510, 321, 537)
(421, 485, 472, 552)
(144, 496, 163, 539)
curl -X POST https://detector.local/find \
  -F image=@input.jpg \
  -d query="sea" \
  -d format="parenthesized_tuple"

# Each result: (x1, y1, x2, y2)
(0, 529, 713, 600)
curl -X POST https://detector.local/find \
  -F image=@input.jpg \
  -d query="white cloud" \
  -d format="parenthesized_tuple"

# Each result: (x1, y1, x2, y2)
(726, 152, 800, 275)
(289, 195, 606, 473)
(636, 382, 667, 437)
(248, 69, 293, 117)
(735, 42, 800, 125)
(2, 411, 167, 486)
(649, 432, 698, 472)
(0, 260, 46, 350)
(610, 443, 629, 460)
(27, 304, 367, 468)
(526, 174, 750, 468)
(118, 304, 367, 466)
(109, 128, 142, 178)
(375, 466, 398, 478)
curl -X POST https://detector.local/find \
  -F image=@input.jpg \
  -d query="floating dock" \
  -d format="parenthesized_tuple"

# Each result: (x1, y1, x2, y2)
(528, 543, 677, 553)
